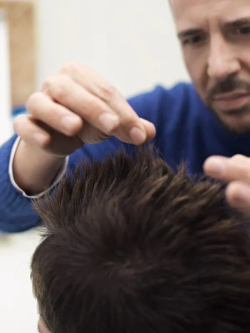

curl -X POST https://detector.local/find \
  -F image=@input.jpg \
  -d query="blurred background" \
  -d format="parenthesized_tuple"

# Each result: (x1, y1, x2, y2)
(0, 0, 189, 332)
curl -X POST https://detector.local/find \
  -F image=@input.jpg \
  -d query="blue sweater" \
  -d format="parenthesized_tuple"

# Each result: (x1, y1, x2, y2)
(1, 83, 250, 233)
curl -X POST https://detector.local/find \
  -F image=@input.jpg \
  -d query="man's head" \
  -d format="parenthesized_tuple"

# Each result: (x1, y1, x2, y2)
(31, 147, 250, 333)
(171, 0, 250, 134)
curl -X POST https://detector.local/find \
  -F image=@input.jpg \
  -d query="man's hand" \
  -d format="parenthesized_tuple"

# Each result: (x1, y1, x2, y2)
(13, 62, 156, 194)
(204, 155, 250, 212)
(15, 62, 156, 157)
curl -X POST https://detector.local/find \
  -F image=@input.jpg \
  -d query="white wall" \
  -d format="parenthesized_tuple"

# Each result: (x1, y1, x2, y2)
(36, 0, 190, 97)
(0, 9, 12, 146)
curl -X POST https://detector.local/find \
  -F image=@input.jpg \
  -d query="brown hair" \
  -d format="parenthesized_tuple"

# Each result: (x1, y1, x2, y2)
(31, 146, 250, 333)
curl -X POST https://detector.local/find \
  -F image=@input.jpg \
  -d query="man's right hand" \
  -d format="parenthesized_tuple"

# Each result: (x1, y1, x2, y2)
(13, 63, 156, 194)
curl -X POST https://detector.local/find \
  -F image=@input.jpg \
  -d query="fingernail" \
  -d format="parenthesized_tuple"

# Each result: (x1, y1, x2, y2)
(61, 116, 80, 133)
(130, 127, 146, 145)
(33, 133, 47, 146)
(98, 113, 119, 133)
(205, 159, 225, 176)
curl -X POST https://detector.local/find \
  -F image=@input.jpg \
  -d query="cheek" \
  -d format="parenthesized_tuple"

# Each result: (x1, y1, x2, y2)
(183, 50, 208, 98)
(240, 49, 250, 74)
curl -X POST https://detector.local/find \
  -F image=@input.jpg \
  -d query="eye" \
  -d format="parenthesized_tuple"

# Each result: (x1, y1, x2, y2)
(236, 26, 250, 35)
(183, 35, 204, 46)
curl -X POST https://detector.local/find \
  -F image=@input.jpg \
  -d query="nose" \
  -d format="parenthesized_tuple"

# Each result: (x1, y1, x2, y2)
(207, 35, 241, 80)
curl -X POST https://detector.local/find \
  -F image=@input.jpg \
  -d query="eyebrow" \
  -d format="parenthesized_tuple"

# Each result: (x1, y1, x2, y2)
(177, 29, 203, 39)
(225, 17, 250, 28)
(178, 17, 250, 39)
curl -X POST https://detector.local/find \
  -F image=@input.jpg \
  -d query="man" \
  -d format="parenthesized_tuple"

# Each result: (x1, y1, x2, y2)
(1, 0, 250, 232)
(32, 147, 250, 333)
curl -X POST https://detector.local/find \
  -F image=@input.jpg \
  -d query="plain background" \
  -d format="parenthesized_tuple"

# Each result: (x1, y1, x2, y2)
(0, 1, 189, 332)
(0, 9, 12, 146)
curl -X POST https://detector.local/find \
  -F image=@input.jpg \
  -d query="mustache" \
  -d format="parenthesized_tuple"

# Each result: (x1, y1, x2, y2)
(207, 77, 250, 101)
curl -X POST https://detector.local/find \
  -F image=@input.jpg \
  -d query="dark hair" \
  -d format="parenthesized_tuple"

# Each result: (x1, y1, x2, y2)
(31, 146, 250, 333)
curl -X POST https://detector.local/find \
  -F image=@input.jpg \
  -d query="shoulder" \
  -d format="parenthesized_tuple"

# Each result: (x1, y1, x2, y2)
(127, 83, 200, 118)
(127, 82, 203, 129)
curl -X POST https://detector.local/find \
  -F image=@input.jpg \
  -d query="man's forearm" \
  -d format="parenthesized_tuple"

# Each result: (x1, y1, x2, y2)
(13, 140, 66, 195)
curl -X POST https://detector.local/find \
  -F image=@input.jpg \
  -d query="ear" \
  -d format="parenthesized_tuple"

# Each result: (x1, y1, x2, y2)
(38, 319, 51, 333)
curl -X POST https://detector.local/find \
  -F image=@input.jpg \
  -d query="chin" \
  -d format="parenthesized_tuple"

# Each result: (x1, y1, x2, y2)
(220, 123, 250, 135)
(207, 103, 250, 135)
(215, 113, 250, 135)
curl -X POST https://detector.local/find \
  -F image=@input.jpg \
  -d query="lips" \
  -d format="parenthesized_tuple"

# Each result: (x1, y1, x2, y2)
(213, 92, 250, 112)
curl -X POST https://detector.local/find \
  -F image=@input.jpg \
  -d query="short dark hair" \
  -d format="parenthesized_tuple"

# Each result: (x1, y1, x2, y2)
(31, 146, 250, 333)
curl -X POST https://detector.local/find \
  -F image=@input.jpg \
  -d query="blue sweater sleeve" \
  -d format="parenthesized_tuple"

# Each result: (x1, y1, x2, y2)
(0, 135, 41, 232)
(0, 86, 167, 233)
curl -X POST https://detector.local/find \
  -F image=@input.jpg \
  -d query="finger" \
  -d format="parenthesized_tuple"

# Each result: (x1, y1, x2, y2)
(226, 181, 250, 212)
(14, 114, 51, 148)
(203, 155, 250, 183)
(42, 131, 83, 156)
(139, 118, 156, 143)
(59, 63, 152, 144)
(45, 74, 149, 145)
(14, 114, 83, 156)
(26, 92, 83, 136)
(43, 75, 122, 134)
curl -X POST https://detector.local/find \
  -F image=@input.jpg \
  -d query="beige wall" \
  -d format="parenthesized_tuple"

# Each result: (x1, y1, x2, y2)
(0, 0, 36, 106)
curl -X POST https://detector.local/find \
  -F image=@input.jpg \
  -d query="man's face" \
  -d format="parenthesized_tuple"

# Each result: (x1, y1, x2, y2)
(171, 0, 250, 134)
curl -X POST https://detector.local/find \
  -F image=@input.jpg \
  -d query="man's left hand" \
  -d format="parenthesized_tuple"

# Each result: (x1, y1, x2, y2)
(204, 155, 250, 213)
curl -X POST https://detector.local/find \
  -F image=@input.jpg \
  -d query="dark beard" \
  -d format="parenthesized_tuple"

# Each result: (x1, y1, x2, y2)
(205, 75, 250, 135)
(207, 104, 250, 135)
(207, 75, 250, 101)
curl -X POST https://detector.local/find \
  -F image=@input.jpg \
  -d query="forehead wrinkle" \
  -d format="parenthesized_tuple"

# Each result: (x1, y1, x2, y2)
(173, 0, 250, 33)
